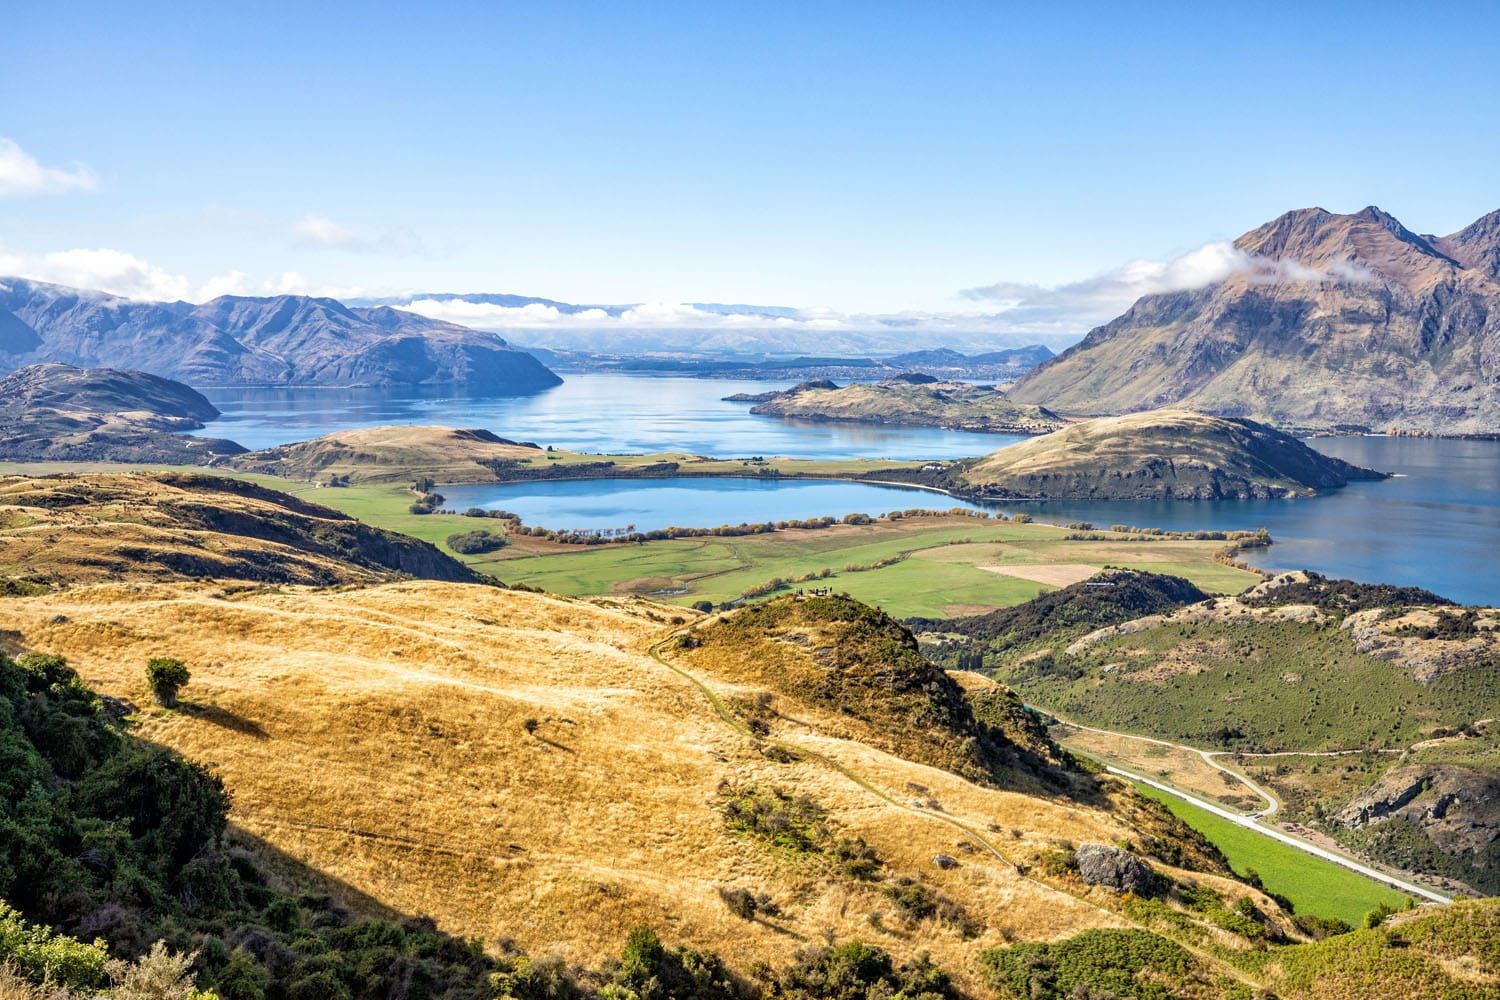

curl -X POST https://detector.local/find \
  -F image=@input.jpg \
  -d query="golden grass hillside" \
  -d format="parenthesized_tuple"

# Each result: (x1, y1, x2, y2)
(0, 578, 1308, 993)
(0, 472, 480, 586)
(225, 425, 547, 485)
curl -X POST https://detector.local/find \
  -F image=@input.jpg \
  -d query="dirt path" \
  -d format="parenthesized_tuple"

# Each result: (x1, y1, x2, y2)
(644, 621, 1270, 992)
(1052, 712, 1281, 817)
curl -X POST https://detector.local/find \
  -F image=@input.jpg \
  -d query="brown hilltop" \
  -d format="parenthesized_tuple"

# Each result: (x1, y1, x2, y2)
(226, 424, 546, 484)
(0, 471, 480, 587)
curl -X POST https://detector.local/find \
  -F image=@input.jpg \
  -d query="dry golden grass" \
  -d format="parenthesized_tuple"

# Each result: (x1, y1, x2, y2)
(227, 425, 546, 484)
(1058, 728, 1263, 812)
(0, 578, 1287, 989)
(0, 473, 474, 586)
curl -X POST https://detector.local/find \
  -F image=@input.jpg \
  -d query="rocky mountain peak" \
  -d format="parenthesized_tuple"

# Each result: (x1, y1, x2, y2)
(1011, 205, 1500, 433)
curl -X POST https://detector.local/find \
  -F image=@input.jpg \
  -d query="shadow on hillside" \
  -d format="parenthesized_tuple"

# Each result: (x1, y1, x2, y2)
(225, 825, 422, 926)
(186, 701, 270, 740)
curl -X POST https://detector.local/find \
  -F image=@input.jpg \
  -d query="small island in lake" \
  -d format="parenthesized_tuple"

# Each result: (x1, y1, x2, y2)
(727, 372, 1065, 434)
(865, 409, 1387, 501)
(949, 409, 1387, 500)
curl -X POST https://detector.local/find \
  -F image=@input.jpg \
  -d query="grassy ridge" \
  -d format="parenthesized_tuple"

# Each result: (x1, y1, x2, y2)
(1132, 784, 1409, 926)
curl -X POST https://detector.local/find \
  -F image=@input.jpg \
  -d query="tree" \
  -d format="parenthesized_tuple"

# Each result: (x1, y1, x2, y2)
(146, 657, 191, 708)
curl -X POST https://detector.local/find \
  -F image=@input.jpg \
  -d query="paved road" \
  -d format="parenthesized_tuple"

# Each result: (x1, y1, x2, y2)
(1043, 708, 1456, 904)
(1106, 763, 1453, 904)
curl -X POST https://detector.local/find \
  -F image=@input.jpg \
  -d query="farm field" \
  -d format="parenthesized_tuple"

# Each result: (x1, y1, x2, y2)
(1131, 784, 1411, 926)
(487, 518, 1260, 618)
(0, 461, 1261, 618)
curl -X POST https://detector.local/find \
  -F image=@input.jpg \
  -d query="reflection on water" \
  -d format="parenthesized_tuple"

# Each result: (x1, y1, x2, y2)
(198, 378, 1500, 604)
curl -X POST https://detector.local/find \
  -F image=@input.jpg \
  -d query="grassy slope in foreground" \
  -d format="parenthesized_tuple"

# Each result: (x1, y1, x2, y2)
(1131, 783, 1409, 926)
(0, 579, 1290, 995)
(959, 408, 1384, 499)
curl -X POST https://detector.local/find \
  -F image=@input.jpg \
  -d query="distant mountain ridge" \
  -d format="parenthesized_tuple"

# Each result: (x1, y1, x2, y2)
(0, 277, 563, 391)
(1010, 206, 1500, 433)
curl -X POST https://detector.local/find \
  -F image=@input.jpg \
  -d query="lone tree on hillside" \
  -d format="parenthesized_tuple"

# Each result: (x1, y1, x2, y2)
(146, 657, 191, 708)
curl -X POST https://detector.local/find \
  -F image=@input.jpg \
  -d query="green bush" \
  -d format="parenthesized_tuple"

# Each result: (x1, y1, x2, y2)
(608, 926, 740, 1000)
(446, 530, 508, 555)
(146, 657, 191, 708)
(762, 941, 955, 1000)
(0, 902, 109, 990)
(983, 928, 1199, 1000)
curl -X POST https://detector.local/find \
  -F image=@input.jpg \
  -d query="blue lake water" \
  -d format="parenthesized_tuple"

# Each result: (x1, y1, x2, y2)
(198, 374, 1024, 459)
(199, 378, 1500, 604)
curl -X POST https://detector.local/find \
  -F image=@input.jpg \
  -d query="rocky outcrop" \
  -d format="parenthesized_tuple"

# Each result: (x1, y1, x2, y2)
(1334, 765, 1500, 857)
(1074, 844, 1155, 893)
(1010, 206, 1500, 434)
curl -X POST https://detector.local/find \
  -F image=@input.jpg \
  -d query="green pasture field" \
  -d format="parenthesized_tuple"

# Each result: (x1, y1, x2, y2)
(1132, 783, 1411, 926)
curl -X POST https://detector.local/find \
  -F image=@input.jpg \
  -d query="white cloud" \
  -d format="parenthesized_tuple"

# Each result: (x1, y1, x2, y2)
(290, 213, 421, 255)
(959, 240, 1252, 328)
(397, 298, 849, 332)
(960, 240, 1381, 330)
(5, 248, 200, 300)
(0, 244, 368, 303)
(0, 139, 98, 197)
(292, 214, 361, 249)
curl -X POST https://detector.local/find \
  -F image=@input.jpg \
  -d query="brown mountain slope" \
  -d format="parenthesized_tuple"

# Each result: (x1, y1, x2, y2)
(0, 472, 481, 586)
(1010, 206, 1500, 433)
(0, 579, 1295, 993)
(0, 363, 246, 463)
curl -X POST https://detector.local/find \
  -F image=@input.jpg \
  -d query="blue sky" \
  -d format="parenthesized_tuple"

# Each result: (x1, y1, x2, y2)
(3, 2, 1499, 337)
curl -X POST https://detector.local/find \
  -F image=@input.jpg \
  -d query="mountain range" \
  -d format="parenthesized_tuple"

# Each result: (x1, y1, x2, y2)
(1011, 206, 1500, 433)
(0, 277, 562, 391)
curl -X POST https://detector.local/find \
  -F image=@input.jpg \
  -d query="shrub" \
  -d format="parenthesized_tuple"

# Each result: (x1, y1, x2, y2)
(880, 878, 980, 937)
(718, 887, 757, 920)
(446, 530, 508, 555)
(0, 903, 109, 991)
(763, 941, 955, 1000)
(982, 929, 1197, 1000)
(611, 926, 739, 1000)
(106, 940, 207, 1000)
(146, 657, 191, 708)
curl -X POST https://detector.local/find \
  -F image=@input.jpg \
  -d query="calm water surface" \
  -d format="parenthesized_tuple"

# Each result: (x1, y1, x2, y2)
(199, 378, 1500, 604)
(199, 374, 1022, 459)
